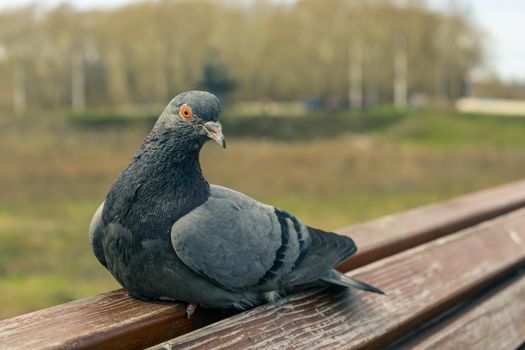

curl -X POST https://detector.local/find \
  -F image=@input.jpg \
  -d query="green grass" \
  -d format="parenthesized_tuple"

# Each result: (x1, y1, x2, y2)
(388, 110, 525, 148)
(1, 108, 525, 319)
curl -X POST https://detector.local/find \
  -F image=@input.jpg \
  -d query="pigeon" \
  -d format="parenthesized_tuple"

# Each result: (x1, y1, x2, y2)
(89, 91, 383, 317)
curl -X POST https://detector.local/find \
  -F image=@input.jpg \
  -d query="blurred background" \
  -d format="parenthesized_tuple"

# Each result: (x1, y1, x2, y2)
(1, 0, 524, 319)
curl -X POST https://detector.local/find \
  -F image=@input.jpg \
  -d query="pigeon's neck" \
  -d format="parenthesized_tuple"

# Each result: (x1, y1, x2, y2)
(104, 129, 209, 228)
(131, 129, 209, 199)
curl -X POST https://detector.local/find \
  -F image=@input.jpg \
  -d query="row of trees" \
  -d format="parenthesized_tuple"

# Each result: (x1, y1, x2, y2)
(0, 0, 483, 113)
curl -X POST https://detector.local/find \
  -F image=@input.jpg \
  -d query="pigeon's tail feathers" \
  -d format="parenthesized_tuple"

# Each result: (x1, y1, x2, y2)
(284, 227, 357, 287)
(305, 227, 357, 267)
(321, 270, 385, 295)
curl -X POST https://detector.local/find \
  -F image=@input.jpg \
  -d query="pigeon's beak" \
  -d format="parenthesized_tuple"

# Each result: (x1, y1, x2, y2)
(203, 121, 226, 149)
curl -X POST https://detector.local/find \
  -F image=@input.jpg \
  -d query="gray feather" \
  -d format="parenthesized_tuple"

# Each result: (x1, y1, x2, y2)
(284, 227, 357, 287)
(171, 185, 303, 291)
(321, 270, 386, 295)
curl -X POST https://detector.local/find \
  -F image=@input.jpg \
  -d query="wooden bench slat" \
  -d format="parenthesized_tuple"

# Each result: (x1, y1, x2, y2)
(340, 179, 525, 270)
(3, 181, 525, 349)
(402, 273, 525, 349)
(151, 209, 525, 350)
(0, 290, 224, 350)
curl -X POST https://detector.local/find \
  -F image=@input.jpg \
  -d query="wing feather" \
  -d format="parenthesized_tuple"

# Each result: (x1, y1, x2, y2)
(171, 185, 356, 292)
(171, 186, 284, 290)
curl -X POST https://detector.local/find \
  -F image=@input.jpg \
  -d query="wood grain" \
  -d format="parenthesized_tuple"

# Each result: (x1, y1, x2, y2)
(402, 273, 525, 350)
(151, 209, 525, 350)
(338, 179, 525, 271)
(0, 289, 224, 350)
(2, 181, 525, 349)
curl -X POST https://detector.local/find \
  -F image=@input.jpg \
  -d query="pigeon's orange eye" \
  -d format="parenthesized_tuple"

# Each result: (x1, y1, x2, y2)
(180, 104, 192, 120)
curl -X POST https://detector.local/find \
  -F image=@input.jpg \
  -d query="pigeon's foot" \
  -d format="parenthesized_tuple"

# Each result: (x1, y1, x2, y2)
(186, 303, 198, 319)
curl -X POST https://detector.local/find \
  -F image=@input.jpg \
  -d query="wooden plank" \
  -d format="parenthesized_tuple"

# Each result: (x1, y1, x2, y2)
(151, 209, 525, 350)
(339, 179, 525, 271)
(0, 289, 224, 350)
(401, 273, 525, 350)
(2, 181, 525, 349)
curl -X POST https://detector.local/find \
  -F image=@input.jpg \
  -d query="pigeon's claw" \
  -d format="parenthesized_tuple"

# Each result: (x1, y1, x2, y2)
(186, 303, 198, 319)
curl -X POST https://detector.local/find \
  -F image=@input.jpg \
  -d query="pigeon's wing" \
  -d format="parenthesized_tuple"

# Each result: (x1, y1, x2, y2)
(284, 227, 357, 286)
(172, 185, 304, 290)
(171, 185, 357, 291)
(89, 202, 107, 267)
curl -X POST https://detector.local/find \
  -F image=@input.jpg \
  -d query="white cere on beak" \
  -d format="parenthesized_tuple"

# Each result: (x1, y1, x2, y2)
(203, 121, 226, 149)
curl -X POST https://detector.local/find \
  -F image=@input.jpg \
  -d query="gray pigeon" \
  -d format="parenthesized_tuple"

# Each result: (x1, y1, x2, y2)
(89, 91, 383, 317)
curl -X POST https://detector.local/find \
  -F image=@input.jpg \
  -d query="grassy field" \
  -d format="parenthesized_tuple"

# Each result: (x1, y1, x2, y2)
(1, 108, 525, 319)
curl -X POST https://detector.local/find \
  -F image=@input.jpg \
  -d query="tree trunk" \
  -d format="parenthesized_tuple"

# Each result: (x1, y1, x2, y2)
(13, 59, 26, 116)
(72, 52, 86, 111)
(393, 34, 408, 110)
(348, 43, 363, 110)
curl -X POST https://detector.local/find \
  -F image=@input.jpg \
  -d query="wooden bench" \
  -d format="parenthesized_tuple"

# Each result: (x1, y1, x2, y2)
(2, 181, 525, 349)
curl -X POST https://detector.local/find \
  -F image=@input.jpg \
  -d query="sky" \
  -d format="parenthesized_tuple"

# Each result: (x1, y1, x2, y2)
(0, 0, 524, 82)
(429, 0, 525, 82)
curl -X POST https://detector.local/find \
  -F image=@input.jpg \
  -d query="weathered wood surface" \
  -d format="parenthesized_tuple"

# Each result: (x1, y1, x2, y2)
(0, 289, 223, 350)
(151, 209, 525, 350)
(403, 273, 525, 350)
(2, 181, 525, 349)
(339, 179, 525, 270)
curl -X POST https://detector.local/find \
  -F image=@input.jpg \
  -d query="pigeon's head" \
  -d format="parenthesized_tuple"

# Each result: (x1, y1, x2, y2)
(158, 91, 226, 149)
